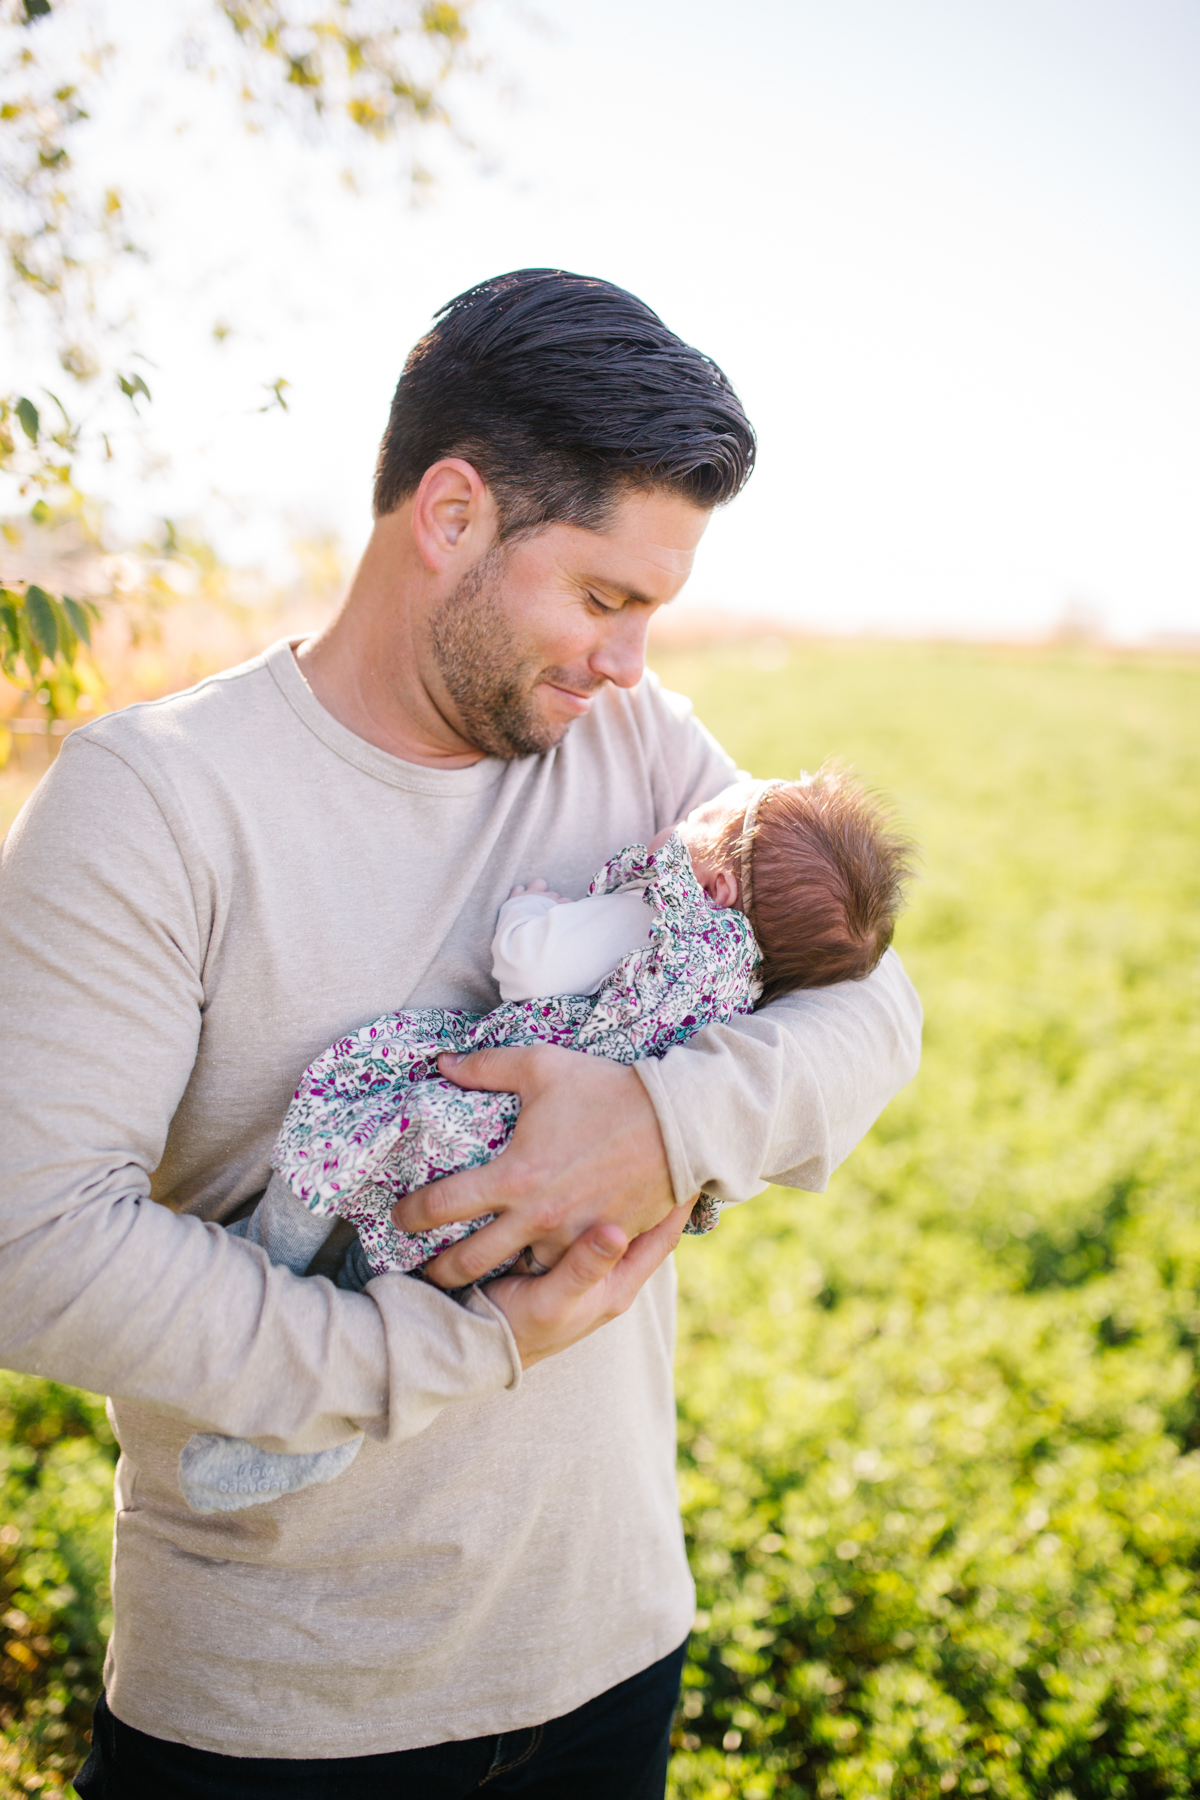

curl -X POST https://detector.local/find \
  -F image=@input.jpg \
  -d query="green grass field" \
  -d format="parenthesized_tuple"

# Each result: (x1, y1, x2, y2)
(661, 642, 1200, 1799)
(2, 643, 1199, 1798)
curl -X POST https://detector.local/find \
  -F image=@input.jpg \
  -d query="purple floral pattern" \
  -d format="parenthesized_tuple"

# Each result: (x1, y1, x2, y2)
(270, 833, 760, 1277)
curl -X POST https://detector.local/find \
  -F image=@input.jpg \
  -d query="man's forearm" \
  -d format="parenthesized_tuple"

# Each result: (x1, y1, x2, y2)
(0, 739, 519, 1448)
(635, 947, 922, 1204)
(0, 1182, 520, 1450)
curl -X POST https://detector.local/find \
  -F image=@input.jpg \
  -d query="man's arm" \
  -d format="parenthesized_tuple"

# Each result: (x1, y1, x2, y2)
(399, 677, 922, 1286)
(635, 948, 922, 1204)
(0, 740, 674, 1444)
(402, 954, 920, 1287)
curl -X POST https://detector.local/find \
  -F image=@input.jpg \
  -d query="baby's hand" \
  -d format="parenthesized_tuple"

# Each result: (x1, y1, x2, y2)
(508, 878, 570, 904)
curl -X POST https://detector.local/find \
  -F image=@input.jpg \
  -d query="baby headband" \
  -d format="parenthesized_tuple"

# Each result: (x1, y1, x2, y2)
(737, 778, 788, 927)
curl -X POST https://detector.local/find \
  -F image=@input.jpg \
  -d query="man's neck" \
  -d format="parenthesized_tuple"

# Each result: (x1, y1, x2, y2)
(295, 521, 486, 770)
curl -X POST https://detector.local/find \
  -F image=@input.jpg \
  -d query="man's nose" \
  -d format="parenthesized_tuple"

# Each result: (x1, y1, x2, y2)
(589, 612, 652, 690)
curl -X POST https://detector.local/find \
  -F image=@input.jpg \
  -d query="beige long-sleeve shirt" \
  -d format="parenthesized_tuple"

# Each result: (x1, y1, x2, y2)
(0, 640, 921, 1757)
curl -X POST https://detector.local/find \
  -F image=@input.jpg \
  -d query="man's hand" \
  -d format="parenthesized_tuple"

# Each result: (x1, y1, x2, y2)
(392, 1044, 677, 1289)
(483, 1203, 695, 1369)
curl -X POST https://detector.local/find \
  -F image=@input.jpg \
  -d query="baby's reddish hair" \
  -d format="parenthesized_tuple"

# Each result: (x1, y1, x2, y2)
(730, 766, 915, 1002)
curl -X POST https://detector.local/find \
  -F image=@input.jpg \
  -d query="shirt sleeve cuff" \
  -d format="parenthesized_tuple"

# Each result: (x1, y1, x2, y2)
(634, 1056, 699, 1206)
(353, 1270, 523, 1444)
(462, 1283, 523, 1392)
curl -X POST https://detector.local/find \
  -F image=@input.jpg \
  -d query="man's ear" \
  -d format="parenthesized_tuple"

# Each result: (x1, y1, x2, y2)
(410, 458, 497, 574)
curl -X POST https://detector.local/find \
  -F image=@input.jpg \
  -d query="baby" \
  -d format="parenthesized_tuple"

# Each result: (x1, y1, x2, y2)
(179, 766, 913, 1512)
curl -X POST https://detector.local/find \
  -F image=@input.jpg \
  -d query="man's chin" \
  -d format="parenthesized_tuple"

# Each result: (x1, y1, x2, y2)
(466, 702, 574, 762)
(510, 715, 574, 759)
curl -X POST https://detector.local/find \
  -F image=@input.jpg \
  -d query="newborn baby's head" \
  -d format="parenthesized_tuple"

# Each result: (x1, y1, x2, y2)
(662, 766, 915, 1002)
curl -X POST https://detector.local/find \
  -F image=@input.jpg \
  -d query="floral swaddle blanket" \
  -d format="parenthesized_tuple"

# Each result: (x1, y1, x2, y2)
(270, 832, 762, 1279)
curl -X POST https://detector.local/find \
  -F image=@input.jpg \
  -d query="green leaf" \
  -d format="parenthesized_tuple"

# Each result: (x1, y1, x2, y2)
(0, 590, 18, 657)
(16, 397, 39, 442)
(22, 0, 52, 20)
(42, 388, 73, 430)
(62, 595, 92, 647)
(24, 585, 58, 660)
(117, 372, 151, 406)
(52, 596, 77, 664)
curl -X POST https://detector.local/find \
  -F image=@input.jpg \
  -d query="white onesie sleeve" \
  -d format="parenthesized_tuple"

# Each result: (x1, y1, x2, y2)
(491, 887, 654, 1002)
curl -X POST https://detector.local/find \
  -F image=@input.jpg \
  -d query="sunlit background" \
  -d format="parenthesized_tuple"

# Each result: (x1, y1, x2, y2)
(5, 12, 1200, 1793)
(38, 0, 1200, 644)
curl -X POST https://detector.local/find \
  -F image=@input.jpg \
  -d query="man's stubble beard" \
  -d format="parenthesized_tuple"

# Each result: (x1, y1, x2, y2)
(428, 545, 599, 760)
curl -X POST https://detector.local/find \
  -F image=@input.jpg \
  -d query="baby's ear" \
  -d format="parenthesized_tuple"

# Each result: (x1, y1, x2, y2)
(710, 868, 740, 909)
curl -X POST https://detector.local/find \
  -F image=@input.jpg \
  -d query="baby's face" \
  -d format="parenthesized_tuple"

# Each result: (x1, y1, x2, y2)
(650, 780, 756, 908)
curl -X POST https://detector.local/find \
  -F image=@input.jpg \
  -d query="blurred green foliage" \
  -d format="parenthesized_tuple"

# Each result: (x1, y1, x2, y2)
(0, 575, 99, 732)
(1, 641, 1198, 1796)
(0, 1380, 115, 1796)
(663, 641, 1200, 1798)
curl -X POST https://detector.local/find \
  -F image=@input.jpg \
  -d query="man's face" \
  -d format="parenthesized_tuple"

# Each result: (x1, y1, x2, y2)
(428, 487, 710, 759)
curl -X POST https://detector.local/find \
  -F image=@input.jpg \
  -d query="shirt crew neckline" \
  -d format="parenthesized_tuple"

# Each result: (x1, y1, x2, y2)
(265, 638, 510, 797)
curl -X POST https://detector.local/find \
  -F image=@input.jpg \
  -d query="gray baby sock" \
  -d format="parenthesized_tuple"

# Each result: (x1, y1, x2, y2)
(179, 1173, 364, 1512)
(179, 1432, 362, 1513)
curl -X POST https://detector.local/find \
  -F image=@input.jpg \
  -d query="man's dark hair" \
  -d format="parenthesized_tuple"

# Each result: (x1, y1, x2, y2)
(373, 268, 756, 535)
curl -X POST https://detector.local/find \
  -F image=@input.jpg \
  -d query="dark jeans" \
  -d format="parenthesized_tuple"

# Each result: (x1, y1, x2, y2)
(74, 1639, 686, 1799)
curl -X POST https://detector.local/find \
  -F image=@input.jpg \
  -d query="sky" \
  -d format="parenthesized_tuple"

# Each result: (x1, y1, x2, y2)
(8, 0, 1200, 641)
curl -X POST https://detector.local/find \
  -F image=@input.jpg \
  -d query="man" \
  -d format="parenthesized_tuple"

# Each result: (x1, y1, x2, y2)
(0, 270, 921, 1797)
